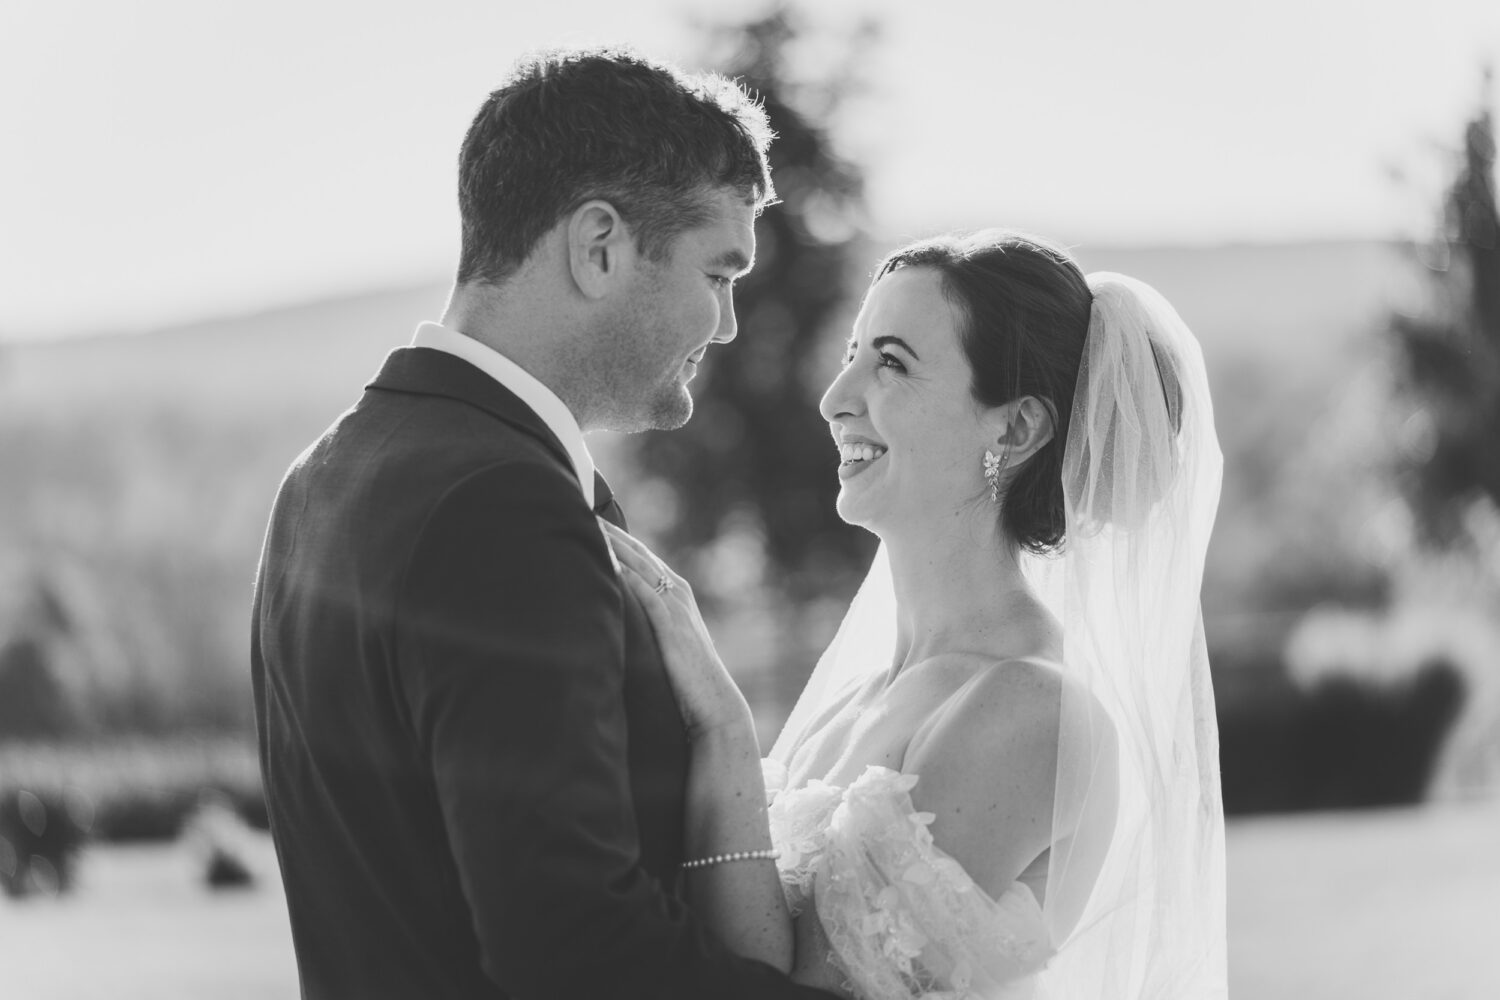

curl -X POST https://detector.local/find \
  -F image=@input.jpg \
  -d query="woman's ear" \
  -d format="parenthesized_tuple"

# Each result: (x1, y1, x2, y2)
(567, 199, 636, 298)
(990, 396, 1057, 467)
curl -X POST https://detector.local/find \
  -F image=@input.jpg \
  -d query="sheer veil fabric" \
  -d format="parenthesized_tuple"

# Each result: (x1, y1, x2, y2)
(770, 273, 1227, 999)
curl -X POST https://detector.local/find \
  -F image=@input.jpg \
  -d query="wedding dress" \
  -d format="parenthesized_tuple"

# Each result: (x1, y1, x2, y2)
(766, 758, 1053, 999)
(766, 274, 1227, 1000)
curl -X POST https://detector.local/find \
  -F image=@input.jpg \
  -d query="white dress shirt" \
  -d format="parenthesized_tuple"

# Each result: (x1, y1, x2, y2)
(411, 321, 596, 508)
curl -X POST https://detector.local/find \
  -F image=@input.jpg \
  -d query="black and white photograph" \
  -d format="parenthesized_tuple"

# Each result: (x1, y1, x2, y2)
(2, 1, 1497, 998)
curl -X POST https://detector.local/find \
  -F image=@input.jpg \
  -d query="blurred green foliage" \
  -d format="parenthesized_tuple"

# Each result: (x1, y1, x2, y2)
(0, 786, 87, 897)
(0, 285, 433, 744)
(1212, 75, 1500, 809)
(1391, 73, 1500, 547)
(1217, 659, 1465, 814)
(0, 738, 264, 847)
(0, 403, 311, 740)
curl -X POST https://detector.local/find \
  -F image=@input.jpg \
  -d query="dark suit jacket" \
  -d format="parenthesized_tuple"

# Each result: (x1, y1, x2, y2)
(252, 347, 833, 999)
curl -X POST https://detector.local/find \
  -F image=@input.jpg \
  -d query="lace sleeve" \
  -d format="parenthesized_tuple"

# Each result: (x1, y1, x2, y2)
(764, 758, 842, 919)
(806, 766, 1054, 1000)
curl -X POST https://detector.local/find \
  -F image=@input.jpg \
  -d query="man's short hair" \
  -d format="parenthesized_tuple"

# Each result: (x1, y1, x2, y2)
(456, 48, 776, 287)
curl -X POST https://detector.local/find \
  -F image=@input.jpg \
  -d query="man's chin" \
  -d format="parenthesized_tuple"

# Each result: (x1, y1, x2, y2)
(607, 387, 692, 433)
(647, 388, 694, 431)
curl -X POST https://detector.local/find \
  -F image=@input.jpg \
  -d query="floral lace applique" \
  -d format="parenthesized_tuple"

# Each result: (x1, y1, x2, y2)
(765, 762, 1053, 1000)
(764, 757, 842, 916)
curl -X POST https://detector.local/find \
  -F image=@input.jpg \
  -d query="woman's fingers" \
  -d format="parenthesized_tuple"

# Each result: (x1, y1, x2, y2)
(599, 519, 660, 580)
(598, 519, 688, 596)
(601, 521, 679, 584)
(616, 567, 661, 610)
(598, 518, 656, 571)
(595, 521, 743, 737)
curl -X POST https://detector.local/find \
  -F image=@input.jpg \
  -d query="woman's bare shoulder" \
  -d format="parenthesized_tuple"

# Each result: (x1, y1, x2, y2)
(903, 655, 1115, 785)
(900, 658, 1052, 775)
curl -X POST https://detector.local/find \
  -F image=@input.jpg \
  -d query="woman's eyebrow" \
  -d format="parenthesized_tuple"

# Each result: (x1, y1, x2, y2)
(872, 335, 920, 360)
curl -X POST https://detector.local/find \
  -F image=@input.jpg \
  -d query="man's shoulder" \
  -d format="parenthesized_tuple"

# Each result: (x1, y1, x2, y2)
(320, 386, 568, 476)
(274, 388, 583, 539)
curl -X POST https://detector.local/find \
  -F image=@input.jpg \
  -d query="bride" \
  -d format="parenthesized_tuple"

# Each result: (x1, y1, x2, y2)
(604, 230, 1226, 999)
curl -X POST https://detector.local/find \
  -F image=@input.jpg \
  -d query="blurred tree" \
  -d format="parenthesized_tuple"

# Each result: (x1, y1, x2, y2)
(633, 6, 875, 601)
(1391, 70, 1500, 545)
(628, 6, 880, 721)
(0, 578, 78, 741)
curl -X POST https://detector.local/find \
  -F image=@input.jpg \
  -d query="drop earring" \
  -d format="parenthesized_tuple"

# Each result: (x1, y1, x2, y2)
(982, 449, 1004, 502)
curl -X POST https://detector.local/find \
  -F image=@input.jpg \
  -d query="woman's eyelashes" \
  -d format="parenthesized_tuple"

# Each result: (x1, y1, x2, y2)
(842, 340, 907, 374)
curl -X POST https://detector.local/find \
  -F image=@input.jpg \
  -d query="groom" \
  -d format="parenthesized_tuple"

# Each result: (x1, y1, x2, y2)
(251, 49, 834, 999)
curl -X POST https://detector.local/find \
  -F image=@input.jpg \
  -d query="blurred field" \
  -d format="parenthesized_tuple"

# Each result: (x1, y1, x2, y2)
(1226, 799, 1500, 1000)
(0, 833, 295, 1000)
(2, 799, 1495, 999)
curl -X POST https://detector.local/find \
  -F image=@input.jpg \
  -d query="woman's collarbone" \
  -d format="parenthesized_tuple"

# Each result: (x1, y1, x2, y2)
(789, 659, 982, 786)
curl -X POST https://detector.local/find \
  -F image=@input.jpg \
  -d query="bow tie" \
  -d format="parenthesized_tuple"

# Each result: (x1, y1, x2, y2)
(593, 471, 627, 530)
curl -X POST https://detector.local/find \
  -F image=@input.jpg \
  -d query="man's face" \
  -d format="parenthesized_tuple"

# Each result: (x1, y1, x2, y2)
(606, 187, 757, 431)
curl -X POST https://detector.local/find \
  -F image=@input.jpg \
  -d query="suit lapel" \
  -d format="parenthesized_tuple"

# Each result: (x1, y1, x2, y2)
(367, 347, 577, 479)
(370, 349, 685, 873)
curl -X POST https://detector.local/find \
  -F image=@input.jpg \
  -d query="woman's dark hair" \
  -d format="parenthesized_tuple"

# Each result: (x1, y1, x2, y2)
(875, 230, 1092, 553)
(456, 48, 776, 287)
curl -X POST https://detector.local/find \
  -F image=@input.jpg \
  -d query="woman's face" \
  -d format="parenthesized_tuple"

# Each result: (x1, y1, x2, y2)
(819, 266, 995, 533)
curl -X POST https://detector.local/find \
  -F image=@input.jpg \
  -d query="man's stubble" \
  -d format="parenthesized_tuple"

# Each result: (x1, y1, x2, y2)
(580, 271, 695, 434)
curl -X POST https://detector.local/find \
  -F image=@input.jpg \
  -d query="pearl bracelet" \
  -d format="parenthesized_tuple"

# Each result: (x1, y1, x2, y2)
(680, 848, 781, 870)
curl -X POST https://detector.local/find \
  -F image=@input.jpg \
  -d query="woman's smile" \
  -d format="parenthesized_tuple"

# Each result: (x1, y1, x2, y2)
(835, 435, 888, 480)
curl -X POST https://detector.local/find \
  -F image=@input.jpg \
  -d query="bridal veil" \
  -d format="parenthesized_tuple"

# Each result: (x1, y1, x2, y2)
(771, 272, 1227, 999)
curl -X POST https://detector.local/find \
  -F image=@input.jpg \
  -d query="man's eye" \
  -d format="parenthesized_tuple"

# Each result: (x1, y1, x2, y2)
(841, 341, 857, 366)
(877, 352, 906, 372)
(710, 275, 734, 289)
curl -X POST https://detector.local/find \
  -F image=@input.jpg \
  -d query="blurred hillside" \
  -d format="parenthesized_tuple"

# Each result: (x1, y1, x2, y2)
(0, 283, 449, 424)
(0, 239, 1412, 417)
(0, 238, 1424, 743)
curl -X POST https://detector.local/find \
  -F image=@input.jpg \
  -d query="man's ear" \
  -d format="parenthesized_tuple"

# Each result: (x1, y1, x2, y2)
(991, 396, 1057, 466)
(567, 200, 635, 299)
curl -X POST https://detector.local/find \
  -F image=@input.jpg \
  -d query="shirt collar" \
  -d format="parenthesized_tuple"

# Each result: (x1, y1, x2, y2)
(410, 321, 596, 507)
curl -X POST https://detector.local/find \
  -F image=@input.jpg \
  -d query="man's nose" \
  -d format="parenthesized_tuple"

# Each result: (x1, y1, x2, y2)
(711, 301, 738, 345)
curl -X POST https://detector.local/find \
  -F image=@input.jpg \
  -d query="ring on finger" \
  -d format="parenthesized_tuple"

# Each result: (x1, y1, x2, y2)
(653, 574, 674, 595)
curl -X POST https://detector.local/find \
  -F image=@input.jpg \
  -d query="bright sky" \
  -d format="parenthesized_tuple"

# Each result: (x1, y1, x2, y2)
(1, 0, 1495, 339)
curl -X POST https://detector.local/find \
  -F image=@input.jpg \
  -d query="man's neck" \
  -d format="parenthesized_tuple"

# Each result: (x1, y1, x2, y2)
(441, 283, 593, 426)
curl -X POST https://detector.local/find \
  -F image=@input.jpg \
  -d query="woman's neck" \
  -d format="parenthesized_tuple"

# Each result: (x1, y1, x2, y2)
(881, 507, 1059, 680)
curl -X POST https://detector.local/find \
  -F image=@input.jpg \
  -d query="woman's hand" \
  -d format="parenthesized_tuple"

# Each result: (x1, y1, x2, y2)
(599, 519, 754, 741)
(601, 521, 793, 971)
